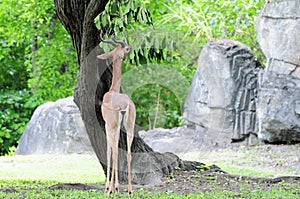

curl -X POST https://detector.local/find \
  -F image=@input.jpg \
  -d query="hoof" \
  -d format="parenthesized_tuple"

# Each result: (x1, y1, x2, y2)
(107, 187, 113, 195)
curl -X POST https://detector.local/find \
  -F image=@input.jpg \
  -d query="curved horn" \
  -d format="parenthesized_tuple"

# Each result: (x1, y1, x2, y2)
(102, 39, 117, 46)
(99, 30, 117, 46)
(112, 38, 126, 48)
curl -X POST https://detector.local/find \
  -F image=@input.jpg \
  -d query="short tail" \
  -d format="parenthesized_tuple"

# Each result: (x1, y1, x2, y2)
(120, 104, 129, 127)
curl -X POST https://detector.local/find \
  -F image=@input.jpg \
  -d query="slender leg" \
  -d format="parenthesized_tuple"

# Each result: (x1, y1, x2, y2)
(105, 128, 111, 193)
(114, 123, 120, 192)
(108, 127, 117, 194)
(109, 156, 115, 194)
(125, 107, 135, 195)
(127, 133, 133, 194)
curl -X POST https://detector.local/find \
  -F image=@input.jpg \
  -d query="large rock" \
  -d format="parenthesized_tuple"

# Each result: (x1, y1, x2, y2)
(256, 0, 300, 66)
(139, 126, 230, 153)
(256, 0, 300, 143)
(183, 39, 261, 144)
(15, 97, 93, 155)
(257, 72, 300, 142)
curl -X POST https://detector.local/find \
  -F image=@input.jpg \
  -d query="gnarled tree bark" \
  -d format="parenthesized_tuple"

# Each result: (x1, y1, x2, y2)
(54, 0, 184, 185)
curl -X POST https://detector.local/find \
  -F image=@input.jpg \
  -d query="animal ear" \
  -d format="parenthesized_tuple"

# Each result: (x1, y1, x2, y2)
(97, 52, 112, 59)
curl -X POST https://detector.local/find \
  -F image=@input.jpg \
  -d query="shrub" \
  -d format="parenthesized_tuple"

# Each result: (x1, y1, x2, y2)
(0, 89, 32, 155)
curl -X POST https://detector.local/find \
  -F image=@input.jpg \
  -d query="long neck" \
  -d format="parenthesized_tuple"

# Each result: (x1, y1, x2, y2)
(109, 58, 122, 92)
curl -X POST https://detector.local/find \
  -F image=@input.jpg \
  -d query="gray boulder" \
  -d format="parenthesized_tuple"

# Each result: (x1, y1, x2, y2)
(139, 126, 231, 153)
(183, 39, 261, 144)
(257, 72, 300, 142)
(15, 97, 93, 155)
(256, 0, 300, 143)
(256, 0, 300, 66)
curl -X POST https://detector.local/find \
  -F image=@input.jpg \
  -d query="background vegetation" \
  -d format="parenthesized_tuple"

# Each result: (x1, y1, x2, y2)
(0, 0, 77, 155)
(0, 0, 264, 155)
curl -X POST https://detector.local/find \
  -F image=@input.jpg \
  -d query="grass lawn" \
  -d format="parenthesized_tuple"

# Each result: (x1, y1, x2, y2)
(0, 154, 299, 198)
(0, 154, 104, 183)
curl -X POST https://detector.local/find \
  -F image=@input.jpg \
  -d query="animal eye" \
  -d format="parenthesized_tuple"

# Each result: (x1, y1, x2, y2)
(125, 46, 131, 53)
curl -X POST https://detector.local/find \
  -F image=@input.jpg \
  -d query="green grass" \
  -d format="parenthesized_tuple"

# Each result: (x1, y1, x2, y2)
(0, 154, 105, 184)
(0, 155, 299, 198)
(0, 180, 298, 199)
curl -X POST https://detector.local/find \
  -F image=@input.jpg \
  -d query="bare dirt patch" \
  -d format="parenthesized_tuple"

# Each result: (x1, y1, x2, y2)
(48, 169, 300, 195)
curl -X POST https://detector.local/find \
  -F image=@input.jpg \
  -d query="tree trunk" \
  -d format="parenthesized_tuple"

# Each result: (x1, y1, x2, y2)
(54, 0, 183, 185)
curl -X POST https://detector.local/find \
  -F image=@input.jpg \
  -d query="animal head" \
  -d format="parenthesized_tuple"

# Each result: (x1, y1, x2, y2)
(97, 38, 131, 61)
